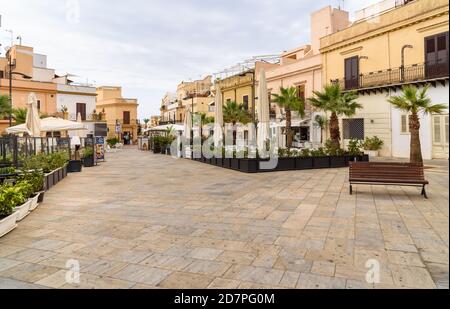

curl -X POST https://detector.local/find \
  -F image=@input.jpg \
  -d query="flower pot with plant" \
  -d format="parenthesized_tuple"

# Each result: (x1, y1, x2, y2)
(345, 139, 365, 164)
(83, 147, 95, 167)
(363, 136, 384, 158)
(0, 185, 21, 238)
(13, 181, 34, 222)
(19, 170, 45, 211)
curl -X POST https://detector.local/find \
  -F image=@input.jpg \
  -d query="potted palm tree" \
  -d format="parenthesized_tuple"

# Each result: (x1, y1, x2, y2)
(309, 84, 362, 150)
(223, 101, 251, 169)
(272, 86, 306, 149)
(12, 108, 27, 125)
(388, 85, 446, 165)
(314, 115, 329, 145)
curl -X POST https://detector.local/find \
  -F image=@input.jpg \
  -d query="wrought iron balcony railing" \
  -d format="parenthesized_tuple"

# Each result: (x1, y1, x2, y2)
(334, 62, 449, 91)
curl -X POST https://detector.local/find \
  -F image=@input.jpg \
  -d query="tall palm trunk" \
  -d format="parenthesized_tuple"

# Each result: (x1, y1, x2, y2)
(329, 112, 340, 149)
(286, 108, 293, 149)
(409, 112, 423, 165)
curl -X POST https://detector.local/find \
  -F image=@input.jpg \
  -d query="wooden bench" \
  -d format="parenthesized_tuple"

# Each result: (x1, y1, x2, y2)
(349, 162, 429, 198)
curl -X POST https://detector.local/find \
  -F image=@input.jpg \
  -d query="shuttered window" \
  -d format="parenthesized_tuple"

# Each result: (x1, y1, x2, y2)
(343, 118, 364, 140)
(76, 103, 87, 121)
(123, 111, 131, 125)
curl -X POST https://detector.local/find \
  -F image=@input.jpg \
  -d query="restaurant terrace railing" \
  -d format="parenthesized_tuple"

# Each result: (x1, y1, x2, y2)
(334, 62, 449, 91)
(1, 136, 93, 168)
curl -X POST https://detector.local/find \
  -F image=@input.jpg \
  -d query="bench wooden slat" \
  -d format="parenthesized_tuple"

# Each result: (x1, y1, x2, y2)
(349, 162, 429, 198)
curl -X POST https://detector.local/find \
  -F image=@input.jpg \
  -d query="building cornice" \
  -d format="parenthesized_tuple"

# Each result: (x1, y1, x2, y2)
(320, 4, 449, 53)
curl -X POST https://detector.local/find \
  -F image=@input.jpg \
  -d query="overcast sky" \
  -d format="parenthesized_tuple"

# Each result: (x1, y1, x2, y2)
(0, 0, 379, 119)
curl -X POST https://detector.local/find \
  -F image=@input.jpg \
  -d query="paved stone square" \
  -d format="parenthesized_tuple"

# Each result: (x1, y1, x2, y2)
(0, 148, 448, 289)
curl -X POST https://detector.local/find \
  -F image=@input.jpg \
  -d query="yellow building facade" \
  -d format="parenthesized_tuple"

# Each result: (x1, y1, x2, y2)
(96, 86, 139, 144)
(320, 0, 449, 159)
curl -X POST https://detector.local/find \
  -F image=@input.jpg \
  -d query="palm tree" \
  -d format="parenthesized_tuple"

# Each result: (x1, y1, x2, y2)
(314, 115, 329, 144)
(271, 87, 306, 149)
(223, 101, 251, 146)
(197, 112, 215, 126)
(0, 95, 12, 121)
(388, 85, 446, 165)
(12, 108, 28, 125)
(309, 84, 361, 149)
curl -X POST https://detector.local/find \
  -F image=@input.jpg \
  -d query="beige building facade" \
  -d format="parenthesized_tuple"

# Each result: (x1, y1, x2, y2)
(96, 86, 139, 144)
(263, 6, 350, 147)
(321, 0, 449, 159)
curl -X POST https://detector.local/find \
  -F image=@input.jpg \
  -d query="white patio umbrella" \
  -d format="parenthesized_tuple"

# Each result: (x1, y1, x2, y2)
(213, 88, 224, 147)
(25, 92, 42, 137)
(257, 68, 271, 151)
(183, 108, 192, 140)
(6, 117, 87, 134)
(71, 112, 84, 146)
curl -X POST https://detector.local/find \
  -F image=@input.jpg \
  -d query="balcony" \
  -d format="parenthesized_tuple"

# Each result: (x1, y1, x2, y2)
(334, 62, 449, 94)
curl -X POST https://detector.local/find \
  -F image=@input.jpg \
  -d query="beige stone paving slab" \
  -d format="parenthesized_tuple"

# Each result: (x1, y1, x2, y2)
(208, 278, 241, 289)
(183, 259, 232, 277)
(390, 265, 437, 289)
(0, 148, 447, 289)
(0, 262, 61, 283)
(311, 261, 336, 277)
(158, 272, 214, 289)
(110, 264, 172, 286)
(223, 265, 285, 286)
(5, 248, 58, 264)
(61, 273, 136, 289)
(0, 258, 23, 273)
(297, 273, 346, 289)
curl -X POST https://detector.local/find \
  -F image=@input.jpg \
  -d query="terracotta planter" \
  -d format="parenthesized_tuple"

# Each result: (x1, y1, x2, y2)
(0, 211, 18, 238)
(15, 200, 32, 222)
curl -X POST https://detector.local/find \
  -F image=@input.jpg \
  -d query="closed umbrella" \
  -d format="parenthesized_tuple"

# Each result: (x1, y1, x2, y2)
(25, 93, 41, 137)
(213, 87, 224, 147)
(257, 68, 271, 151)
(183, 108, 193, 158)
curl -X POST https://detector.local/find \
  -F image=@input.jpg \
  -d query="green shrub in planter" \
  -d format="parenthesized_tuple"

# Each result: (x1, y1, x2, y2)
(107, 137, 120, 148)
(0, 182, 29, 218)
(363, 136, 384, 151)
(347, 139, 364, 156)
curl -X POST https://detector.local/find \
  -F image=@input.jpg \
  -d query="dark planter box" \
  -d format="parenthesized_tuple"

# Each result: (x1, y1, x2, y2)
(215, 158, 224, 167)
(58, 168, 64, 180)
(330, 156, 347, 168)
(68, 160, 82, 173)
(360, 154, 370, 162)
(45, 173, 54, 191)
(83, 157, 95, 167)
(37, 191, 45, 203)
(295, 157, 314, 170)
(313, 157, 331, 169)
(223, 158, 232, 169)
(345, 155, 358, 166)
(276, 158, 296, 171)
(62, 166, 68, 178)
(239, 159, 258, 173)
(53, 169, 60, 186)
(231, 158, 240, 170)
